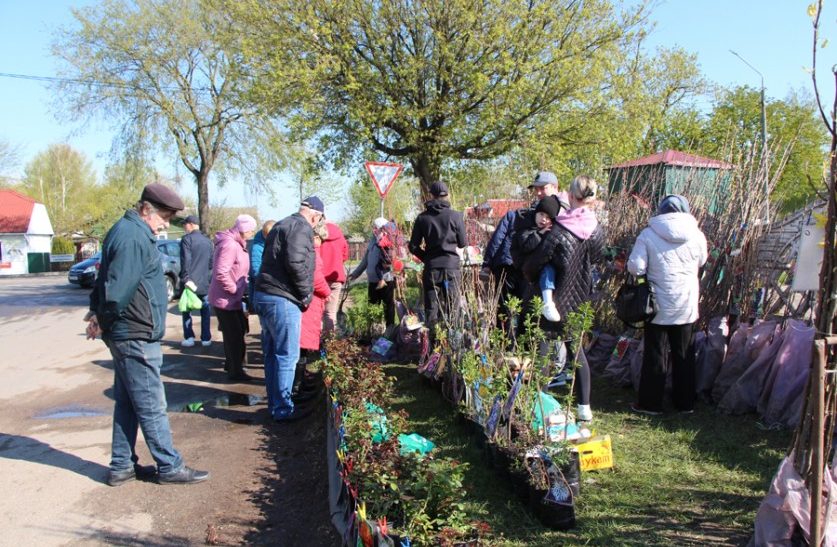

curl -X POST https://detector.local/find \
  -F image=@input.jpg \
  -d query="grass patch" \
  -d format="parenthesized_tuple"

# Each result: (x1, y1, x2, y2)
(382, 362, 789, 546)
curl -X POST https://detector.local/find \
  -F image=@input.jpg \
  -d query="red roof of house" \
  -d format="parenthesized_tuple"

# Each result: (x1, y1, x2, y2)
(610, 150, 733, 170)
(465, 199, 529, 219)
(0, 189, 36, 233)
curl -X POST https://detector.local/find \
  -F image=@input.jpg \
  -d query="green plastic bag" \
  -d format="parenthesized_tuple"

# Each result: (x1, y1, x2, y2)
(398, 433, 435, 457)
(532, 391, 563, 431)
(178, 286, 203, 312)
(365, 402, 390, 443)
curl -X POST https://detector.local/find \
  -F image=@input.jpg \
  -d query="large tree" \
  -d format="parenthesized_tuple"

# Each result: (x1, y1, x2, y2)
(52, 0, 292, 227)
(229, 0, 652, 196)
(18, 144, 98, 236)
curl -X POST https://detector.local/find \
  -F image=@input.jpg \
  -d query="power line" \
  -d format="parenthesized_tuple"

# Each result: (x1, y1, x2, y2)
(0, 71, 210, 93)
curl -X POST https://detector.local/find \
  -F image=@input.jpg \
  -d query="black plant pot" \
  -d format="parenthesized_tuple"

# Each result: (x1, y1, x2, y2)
(474, 426, 486, 450)
(456, 411, 469, 429)
(460, 415, 482, 438)
(493, 445, 514, 479)
(536, 497, 576, 530)
(528, 486, 576, 530)
(509, 469, 530, 502)
(483, 440, 496, 469)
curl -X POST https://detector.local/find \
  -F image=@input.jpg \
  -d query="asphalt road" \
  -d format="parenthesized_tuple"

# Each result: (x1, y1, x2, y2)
(0, 275, 287, 545)
(0, 274, 90, 313)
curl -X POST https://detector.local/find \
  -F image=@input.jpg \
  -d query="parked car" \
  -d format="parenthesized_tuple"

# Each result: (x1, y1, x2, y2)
(68, 241, 182, 300)
(156, 239, 182, 301)
(67, 253, 101, 288)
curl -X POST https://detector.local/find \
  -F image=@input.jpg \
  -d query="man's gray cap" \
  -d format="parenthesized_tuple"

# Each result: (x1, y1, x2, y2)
(529, 171, 559, 188)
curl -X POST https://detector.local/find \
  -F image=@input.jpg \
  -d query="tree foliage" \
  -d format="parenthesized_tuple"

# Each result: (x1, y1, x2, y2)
(654, 86, 829, 213)
(228, 0, 655, 195)
(17, 144, 97, 236)
(52, 0, 294, 228)
(91, 158, 163, 234)
(0, 139, 21, 185)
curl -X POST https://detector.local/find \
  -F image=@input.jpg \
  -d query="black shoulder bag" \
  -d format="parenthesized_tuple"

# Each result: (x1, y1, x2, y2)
(614, 275, 655, 328)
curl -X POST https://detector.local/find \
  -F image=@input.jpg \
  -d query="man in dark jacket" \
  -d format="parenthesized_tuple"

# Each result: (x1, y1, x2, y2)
(508, 171, 569, 334)
(85, 183, 209, 486)
(409, 181, 466, 344)
(179, 214, 213, 347)
(255, 196, 323, 422)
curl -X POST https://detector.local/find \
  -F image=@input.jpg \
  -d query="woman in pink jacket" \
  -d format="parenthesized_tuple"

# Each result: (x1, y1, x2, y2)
(209, 214, 257, 381)
(294, 223, 331, 397)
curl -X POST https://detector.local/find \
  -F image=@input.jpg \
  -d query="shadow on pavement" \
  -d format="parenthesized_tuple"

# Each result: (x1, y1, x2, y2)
(0, 432, 109, 484)
(35, 524, 192, 546)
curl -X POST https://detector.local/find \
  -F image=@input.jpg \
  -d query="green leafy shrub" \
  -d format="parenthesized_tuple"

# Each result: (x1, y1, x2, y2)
(51, 236, 75, 255)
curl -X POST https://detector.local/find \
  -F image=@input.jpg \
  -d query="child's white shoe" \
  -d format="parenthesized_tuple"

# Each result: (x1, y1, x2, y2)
(541, 301, 561, 322)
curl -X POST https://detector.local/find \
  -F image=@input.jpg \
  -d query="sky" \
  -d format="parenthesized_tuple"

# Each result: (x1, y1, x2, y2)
(0, 1, 831, 222)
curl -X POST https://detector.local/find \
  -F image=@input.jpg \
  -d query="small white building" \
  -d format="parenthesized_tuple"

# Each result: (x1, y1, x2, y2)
(0, 190, 55, 275)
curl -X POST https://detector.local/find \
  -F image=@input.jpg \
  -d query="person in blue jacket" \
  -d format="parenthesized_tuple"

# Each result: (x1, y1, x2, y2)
(481, 208, 525, 337)
(248, 220, 275, 306)
(85, 183, 209, 486)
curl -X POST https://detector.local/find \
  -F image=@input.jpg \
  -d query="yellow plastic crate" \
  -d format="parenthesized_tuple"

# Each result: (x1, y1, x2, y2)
(574, 434, 613, 471)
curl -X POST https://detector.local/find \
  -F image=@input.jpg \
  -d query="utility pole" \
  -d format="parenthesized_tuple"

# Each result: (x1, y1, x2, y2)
(730, 50, 769, 226)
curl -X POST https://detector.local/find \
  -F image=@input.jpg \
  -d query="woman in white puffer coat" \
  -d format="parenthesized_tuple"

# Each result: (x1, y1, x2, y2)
(627, 194, 708, 415)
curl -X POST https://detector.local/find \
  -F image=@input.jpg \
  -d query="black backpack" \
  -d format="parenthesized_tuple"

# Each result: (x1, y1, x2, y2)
(614, 276, 655, 328)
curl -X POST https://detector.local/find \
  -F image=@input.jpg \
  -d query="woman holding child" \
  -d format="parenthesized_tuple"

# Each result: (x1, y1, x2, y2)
(521, 175, 604, 422)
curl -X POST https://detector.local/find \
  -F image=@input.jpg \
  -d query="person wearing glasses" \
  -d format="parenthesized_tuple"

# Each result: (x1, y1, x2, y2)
(85, 183, 210, 486)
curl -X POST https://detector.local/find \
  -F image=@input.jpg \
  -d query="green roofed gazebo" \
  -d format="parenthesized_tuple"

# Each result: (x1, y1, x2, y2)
(607, 150, 733, 214)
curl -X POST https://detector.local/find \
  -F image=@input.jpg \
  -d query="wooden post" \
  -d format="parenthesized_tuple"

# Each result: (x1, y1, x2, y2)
(811, 339, 826, 547)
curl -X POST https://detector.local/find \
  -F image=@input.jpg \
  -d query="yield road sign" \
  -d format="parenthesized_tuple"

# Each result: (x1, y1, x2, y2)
(365, 161, 404, 198)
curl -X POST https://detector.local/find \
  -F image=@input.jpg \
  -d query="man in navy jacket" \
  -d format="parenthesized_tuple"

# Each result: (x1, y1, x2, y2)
(86, 183, 209, 486)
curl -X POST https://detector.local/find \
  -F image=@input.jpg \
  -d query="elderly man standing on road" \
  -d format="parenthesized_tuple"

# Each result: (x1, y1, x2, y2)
(255, 196, 324, 422)
(85, 183, 210, 486)
(179, 214, 213, 348)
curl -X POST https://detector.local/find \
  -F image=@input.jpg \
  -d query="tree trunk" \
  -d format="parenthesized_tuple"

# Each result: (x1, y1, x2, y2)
(410, 155, 441, 200)
(197, 168, 210, 231)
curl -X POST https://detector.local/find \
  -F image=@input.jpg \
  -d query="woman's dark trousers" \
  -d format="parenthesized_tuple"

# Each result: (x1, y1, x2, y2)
(638, 322, 696, 412)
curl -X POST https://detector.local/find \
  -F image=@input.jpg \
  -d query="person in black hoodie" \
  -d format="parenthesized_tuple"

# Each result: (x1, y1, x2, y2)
(409, 181, 466, 345)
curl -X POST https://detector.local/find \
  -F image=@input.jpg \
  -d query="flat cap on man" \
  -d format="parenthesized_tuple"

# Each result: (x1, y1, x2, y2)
(141, 183, 185, 211)
(183, 214, 199, 226)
